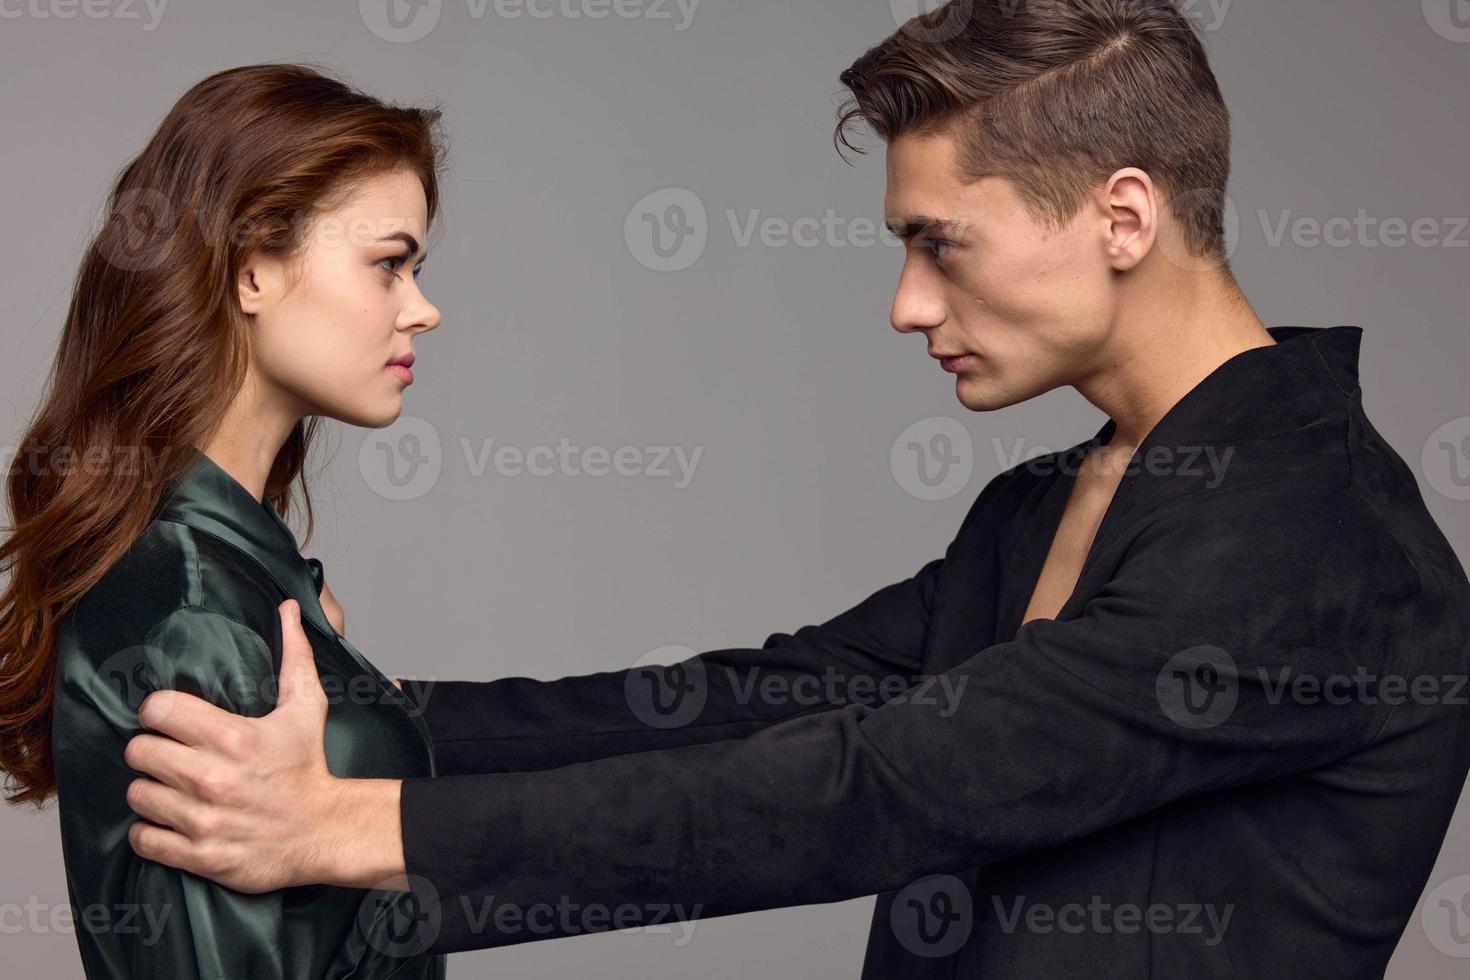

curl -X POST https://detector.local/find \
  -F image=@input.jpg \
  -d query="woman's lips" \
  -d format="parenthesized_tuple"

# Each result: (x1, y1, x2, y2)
(387, 364, 414, 385)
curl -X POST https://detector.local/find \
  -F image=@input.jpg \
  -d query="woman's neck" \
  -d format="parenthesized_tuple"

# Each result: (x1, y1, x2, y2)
(199, 372, 305, 502)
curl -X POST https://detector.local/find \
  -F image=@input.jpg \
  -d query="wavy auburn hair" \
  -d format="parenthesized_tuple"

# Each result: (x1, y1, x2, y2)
(0, 62, 448, 805)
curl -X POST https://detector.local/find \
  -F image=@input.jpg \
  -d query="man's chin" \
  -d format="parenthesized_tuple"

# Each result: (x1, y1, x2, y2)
(953, 376, 1009, 413)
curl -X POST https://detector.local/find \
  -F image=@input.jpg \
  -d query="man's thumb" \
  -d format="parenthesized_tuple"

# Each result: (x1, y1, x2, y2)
(275, 599, 327, 712)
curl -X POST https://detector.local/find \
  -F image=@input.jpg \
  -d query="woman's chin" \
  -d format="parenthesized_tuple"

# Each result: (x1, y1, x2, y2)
(329, 396, 404, 430)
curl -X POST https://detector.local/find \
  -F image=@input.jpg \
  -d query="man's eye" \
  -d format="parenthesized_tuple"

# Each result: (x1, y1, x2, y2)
(926, 240, 956, 261)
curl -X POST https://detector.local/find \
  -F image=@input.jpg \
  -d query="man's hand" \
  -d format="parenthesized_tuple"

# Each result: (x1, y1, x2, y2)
(124, 598, 408, 894)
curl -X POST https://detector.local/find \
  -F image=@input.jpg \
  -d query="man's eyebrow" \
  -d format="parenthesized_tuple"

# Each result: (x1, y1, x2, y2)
(885, 216, 966, 240)
(375, 231, 428, 264)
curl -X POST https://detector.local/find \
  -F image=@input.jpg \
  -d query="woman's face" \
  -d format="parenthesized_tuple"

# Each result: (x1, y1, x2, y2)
(235, 167, 442, 429)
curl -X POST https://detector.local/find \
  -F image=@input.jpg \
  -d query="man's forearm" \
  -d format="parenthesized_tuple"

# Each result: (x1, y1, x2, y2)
(315, 777, 408, 892)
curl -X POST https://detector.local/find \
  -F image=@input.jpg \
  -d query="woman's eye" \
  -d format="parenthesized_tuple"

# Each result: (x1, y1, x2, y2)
(378, 255, 424, 281)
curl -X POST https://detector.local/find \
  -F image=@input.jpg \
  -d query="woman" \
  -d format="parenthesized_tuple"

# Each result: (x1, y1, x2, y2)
(0, 63, 447, 978)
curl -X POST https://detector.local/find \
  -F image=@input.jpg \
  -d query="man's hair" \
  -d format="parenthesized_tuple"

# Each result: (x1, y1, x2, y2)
(837, 0, 1232, 261)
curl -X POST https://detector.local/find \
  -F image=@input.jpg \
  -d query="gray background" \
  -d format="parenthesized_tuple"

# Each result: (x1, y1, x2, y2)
(4, 0, 1469, 975)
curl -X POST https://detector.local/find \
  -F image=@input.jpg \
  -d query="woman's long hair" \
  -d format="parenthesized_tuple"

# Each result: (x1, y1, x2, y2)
(0, 62, 447, 806)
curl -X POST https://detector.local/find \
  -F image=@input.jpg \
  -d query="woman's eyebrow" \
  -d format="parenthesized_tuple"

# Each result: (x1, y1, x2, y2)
(374, 231, 428, 263)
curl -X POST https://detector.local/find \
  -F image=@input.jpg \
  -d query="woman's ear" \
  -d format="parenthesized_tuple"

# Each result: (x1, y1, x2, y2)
(237, 253, 266, 316)
(236, 249, 287, 316)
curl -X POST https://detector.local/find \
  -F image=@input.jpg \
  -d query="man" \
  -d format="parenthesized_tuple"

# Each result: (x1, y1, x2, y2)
(121, 1, 1470, 975)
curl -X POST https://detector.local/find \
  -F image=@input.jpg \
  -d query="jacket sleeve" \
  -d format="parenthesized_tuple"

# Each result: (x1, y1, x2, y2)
(397, 484, 1422, 954)
(403, 555, 952, 777)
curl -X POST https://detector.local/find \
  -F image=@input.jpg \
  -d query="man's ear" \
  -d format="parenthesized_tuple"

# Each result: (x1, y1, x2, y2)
(1098, 168, 1157, 273)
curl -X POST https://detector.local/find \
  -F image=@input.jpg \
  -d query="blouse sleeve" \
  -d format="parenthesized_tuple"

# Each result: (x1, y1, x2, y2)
(118, 604, 292, 979)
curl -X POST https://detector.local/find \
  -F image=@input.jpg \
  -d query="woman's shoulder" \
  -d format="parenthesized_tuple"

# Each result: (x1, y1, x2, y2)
(62, 517, 283, 672)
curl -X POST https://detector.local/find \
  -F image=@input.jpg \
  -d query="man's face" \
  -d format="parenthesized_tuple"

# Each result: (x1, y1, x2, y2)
(884, 129, 1120, 412)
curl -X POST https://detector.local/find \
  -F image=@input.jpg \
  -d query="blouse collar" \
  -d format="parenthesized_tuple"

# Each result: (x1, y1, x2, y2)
(159, 448, 337, 641)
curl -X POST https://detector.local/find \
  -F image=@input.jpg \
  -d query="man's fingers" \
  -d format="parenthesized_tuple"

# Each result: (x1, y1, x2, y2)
(275, 599, 326, 712)
(123, 732, 200, 793)
(126, 777, 201, 835)
(129, 819, 204, 873)
(136, 689, 234, 749)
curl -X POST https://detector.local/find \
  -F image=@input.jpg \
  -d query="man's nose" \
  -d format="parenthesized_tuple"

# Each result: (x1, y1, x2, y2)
(890, 263, 944, 334)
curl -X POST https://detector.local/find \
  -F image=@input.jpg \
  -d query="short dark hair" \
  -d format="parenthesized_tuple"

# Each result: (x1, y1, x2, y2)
(837, 0, 1232, 261)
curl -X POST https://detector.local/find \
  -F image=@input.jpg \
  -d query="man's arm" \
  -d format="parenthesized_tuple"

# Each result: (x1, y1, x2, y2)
(387, 483, 1421, 952)
(126, 482, 1424, 954)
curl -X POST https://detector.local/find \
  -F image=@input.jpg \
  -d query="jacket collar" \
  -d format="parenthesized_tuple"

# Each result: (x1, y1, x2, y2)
(159, 448, 336, 640)
(1068, 324, 1364, 577)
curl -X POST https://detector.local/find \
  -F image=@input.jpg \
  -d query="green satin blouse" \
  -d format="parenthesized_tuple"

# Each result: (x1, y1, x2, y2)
(51, 447, 446, 979)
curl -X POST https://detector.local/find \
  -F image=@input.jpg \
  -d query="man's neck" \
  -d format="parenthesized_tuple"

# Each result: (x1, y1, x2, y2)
(1076, 278, 1274, 455)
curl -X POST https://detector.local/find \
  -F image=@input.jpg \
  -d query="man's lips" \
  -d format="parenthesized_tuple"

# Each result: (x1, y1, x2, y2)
(931, 352, 977, 374)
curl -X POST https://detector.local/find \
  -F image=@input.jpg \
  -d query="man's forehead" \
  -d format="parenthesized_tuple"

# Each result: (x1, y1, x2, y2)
(883, 131, 989, 234)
